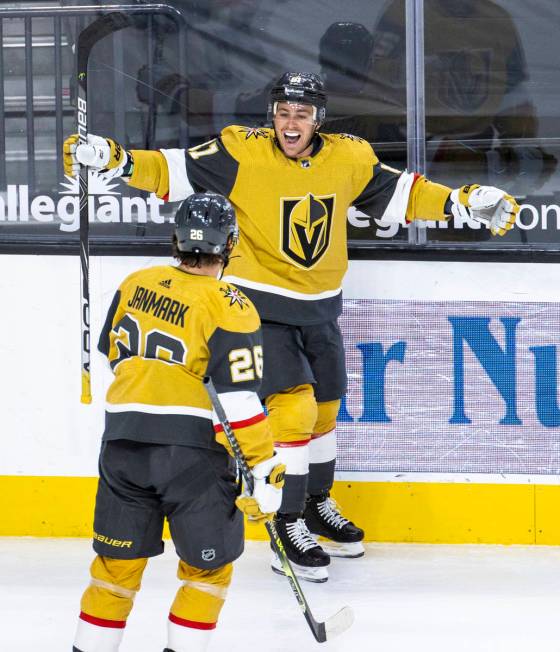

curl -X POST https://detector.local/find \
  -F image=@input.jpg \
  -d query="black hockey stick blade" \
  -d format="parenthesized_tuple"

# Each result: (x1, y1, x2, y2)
(78, 12, 135, 52)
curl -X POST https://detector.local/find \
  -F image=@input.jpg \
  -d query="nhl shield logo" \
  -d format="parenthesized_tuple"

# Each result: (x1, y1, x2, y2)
(281, 193, 335, 269)
(201, 548, 216, 562)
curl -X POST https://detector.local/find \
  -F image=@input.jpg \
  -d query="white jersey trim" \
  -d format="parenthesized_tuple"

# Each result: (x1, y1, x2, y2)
(160, 148, 193, 202)
(222, 275, 342, 301)
(380, 170, 415, 223)
(105, 402, 212, 419)
(212, 391, 264, 426)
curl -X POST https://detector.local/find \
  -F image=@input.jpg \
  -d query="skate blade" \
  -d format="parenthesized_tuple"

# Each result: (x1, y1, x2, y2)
(270, 556, 329, 583)
(316, 540, 365, 558)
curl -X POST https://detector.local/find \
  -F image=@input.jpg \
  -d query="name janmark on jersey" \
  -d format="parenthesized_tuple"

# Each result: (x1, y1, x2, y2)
(127, 285, 189, 326)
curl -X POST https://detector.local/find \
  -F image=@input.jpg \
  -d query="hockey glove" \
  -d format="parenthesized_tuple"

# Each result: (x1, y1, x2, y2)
(235, 456, 285, 523)
(63, 133, 130, 179)
(450, 184, 519, 236)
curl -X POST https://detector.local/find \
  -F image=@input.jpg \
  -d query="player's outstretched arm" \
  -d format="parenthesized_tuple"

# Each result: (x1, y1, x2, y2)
(403, 176, 519, 236)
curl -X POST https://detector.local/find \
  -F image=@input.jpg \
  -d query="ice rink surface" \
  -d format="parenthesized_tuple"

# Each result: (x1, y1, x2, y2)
(2, 538, 560, 651)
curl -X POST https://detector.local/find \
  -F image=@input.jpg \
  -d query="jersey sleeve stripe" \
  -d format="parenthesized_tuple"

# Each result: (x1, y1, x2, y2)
(160, 148, 193, 201)
(213, 411, 266, 432)
(380, 170, 417, 223)
(213, 390, 264, 421)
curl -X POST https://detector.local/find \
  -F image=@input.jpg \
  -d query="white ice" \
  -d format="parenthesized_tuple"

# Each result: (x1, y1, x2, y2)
(1, 538, 560, 651)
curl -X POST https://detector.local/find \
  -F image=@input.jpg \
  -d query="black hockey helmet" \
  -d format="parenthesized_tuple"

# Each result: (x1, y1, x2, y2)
(267, 72, 327, 126)
(174, 192, 238, 260)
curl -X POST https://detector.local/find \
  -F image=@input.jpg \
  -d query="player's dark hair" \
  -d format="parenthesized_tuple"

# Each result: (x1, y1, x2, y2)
(171, 234, 224, 268)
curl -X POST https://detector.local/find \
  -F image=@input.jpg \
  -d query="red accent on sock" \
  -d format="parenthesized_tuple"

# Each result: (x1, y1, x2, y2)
(79, 611, 126, 629)
(213, 412, 266, 433)
(274, 439, 310, 447)
(168, 613, 216, 630)
(311, 428, 335, 439)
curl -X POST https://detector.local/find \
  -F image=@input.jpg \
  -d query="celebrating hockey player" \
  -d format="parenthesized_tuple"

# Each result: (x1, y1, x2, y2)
(72, 192, 284, 652)
(64, 72, 518, 583)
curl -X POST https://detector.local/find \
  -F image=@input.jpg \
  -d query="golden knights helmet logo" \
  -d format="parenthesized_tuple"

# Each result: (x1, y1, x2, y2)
(281, 193, 335, 268)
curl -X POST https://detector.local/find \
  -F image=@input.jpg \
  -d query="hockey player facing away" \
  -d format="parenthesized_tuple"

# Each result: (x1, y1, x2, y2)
(64, 72, 518, 583)
(72, 192, 285, 652)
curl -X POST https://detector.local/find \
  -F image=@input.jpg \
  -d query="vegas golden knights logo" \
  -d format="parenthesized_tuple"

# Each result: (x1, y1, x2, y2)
(281, 193, 335, 268)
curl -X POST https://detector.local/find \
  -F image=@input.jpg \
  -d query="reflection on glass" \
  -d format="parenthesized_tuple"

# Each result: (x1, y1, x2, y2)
(421, 0, 558, 245)
(4, 0, 558, 249)
(319, 10, 408, 243)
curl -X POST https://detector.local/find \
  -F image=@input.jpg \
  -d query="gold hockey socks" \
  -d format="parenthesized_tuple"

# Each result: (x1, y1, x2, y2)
(266, 384, 317, 513)
(167, 561, 232, 652)
(74, 555, 147, 652)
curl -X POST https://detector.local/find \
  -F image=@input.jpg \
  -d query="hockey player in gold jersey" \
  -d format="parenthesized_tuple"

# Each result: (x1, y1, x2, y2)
(64, 72, 518, 583)
(72, 193, 284, 652)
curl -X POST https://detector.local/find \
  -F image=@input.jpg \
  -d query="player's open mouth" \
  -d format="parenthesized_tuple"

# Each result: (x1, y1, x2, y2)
(283, 132, 301, 145)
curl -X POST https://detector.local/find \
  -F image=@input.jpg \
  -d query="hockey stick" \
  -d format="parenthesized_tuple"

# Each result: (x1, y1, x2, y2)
(203, 376, 354, 643)
(76, 12, 135, 403)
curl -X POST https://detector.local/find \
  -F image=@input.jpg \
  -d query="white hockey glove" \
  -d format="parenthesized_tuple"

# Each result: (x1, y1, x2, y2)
(235, 456, 285, 523)
(63, 133, 130, 179)
(450, 185, 519, 236)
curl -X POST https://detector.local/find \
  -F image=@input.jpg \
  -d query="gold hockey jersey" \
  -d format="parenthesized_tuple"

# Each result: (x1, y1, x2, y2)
(128, 126, 451, 324)
(98, 264, 273, 466)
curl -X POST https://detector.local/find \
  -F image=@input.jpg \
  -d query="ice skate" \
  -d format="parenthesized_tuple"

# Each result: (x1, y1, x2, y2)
(271, 514, 330, 583)
(304, 492, 365, 558)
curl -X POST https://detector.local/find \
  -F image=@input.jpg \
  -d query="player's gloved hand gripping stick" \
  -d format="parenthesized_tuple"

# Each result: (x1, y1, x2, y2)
(204, 376, 354, 643)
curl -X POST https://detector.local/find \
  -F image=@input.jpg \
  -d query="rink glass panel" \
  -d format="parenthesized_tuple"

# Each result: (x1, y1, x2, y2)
(0, 1, 407, 247)
(420, 0, 560, 249)
(0, 0, 558, 250)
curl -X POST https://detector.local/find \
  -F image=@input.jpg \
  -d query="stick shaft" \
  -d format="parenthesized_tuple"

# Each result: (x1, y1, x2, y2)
(203, 376, 327, 642)
(77, 23, 91, 404)
(75, 12, 137, 404)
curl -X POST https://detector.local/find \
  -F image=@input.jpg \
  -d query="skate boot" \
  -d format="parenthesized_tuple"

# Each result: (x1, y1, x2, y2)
(271, 513, 330, 583)
(304, 492, 365, 558)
